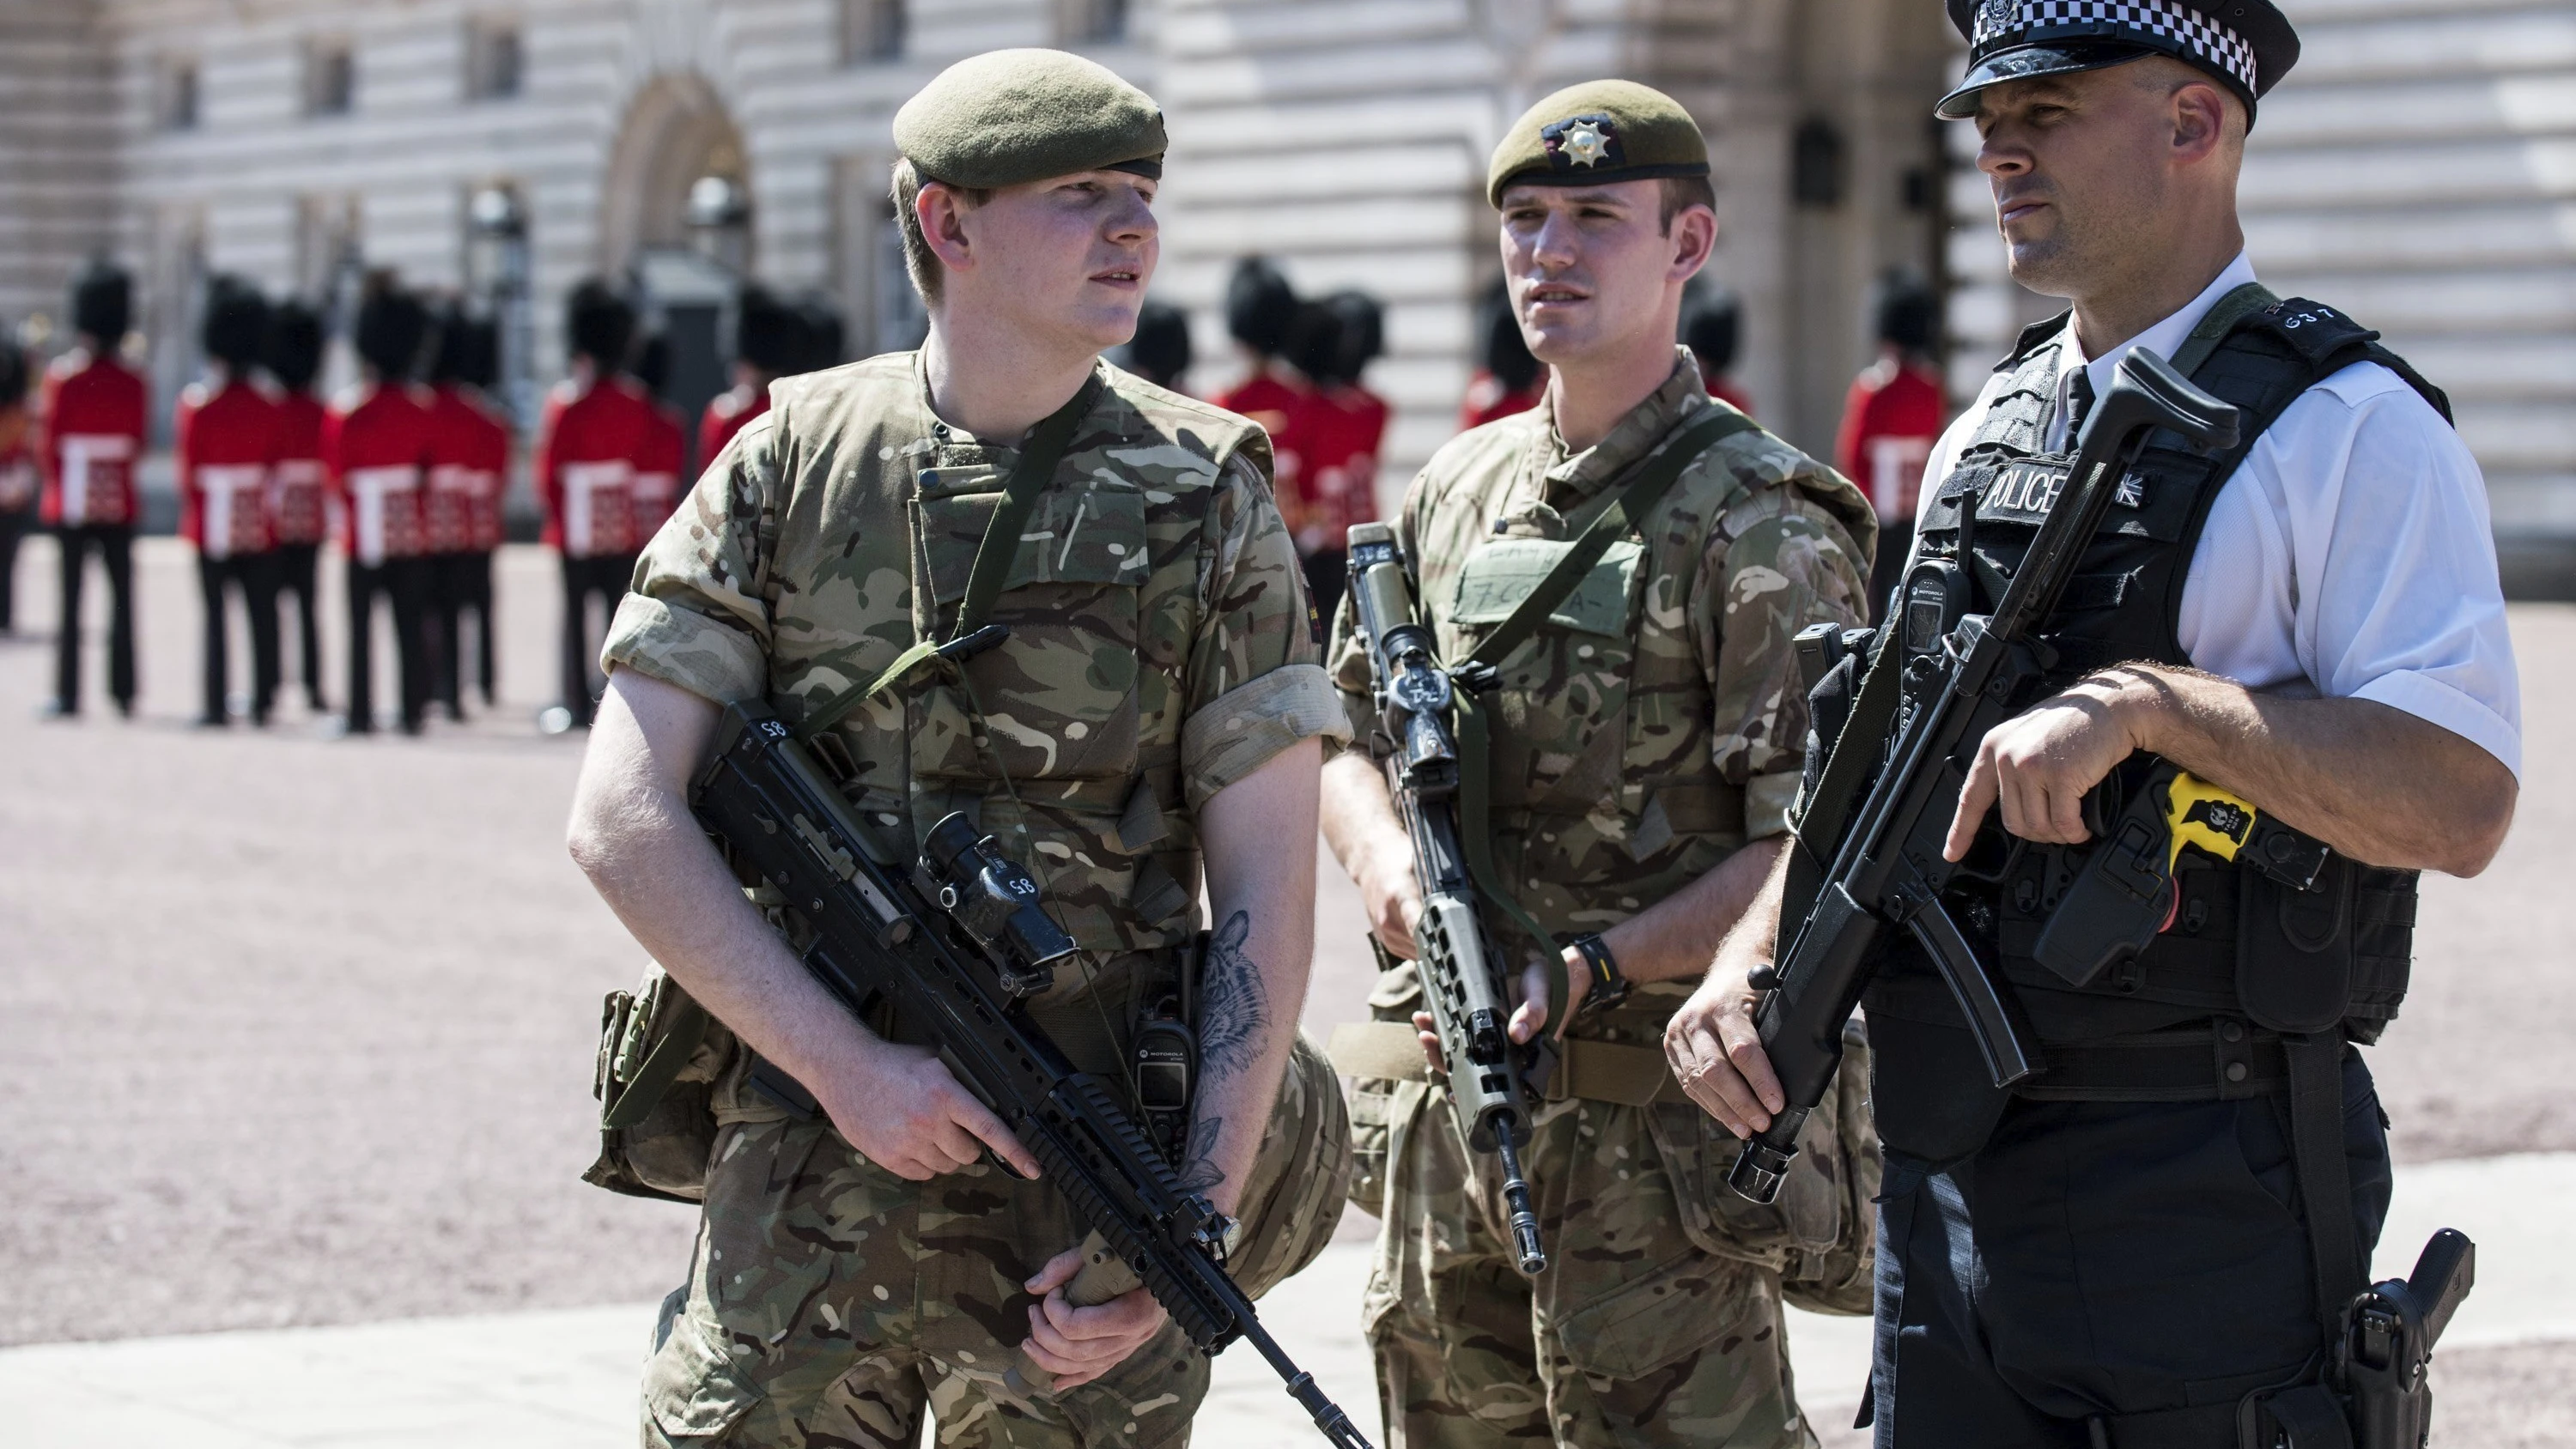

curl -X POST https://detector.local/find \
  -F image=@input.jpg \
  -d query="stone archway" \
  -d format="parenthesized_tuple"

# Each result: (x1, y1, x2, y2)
(598, 71, 750, 275)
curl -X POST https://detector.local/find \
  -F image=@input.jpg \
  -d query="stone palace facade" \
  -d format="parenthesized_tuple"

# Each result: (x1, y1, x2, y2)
(0, 0, 2567, 583)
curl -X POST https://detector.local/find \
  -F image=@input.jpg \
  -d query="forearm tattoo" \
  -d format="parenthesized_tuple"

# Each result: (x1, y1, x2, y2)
(1177, 910, 1270, 1194)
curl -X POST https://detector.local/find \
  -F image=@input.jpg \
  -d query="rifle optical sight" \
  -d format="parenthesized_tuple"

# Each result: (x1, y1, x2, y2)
(920, 813, 1077, 997)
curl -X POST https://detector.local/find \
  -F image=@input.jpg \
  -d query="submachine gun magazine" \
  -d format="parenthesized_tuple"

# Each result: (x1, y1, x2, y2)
(691, 701, 1376, 1449)
(1346, 521, 1552, 1276)
(1728, 349, 2244, 1205)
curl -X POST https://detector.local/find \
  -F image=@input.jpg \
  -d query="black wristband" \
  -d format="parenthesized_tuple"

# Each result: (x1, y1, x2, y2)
(1570, 932, 1629, 1016)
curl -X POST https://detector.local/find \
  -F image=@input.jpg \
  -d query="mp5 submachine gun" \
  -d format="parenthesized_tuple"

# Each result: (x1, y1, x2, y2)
(1728, 348, 2242, 1203)
(1345, 521, 1552, 1276)
(692, 700, 1374, 1449)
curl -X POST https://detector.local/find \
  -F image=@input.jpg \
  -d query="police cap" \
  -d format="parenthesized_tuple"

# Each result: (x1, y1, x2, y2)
(893, 48, 1165, 190)
(1937, 0, 2300, 126)
(1487, 79, 1710, 209)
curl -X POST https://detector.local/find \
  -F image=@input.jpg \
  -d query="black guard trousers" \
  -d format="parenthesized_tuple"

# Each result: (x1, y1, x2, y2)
(559, 551, 635, 728)
(197, 549, 281, 724)
(53, 523, 137, 714)
(347, 555, 432, 734)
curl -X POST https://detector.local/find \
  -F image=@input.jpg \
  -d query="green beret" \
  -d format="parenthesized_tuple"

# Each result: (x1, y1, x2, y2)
(893, 48, 1166, 190)
(1486, 79, 1710, 208)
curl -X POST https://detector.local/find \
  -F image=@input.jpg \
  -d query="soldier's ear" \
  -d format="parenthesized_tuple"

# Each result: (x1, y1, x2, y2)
(917, 184, 978, 277)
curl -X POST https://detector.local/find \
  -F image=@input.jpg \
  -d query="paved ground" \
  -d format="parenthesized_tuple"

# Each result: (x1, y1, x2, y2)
(1, 537, 2568, 1442)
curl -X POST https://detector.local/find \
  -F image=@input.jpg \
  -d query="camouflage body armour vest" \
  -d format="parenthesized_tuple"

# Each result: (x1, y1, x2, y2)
(1865, 297, 2442, 1162)
(1403, 397, 1870, 1047)
(739, 355, 1286, 1069)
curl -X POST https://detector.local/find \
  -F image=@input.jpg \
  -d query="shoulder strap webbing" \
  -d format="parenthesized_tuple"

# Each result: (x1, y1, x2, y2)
(2169, 282, 2280, 379)
(797, 374, 1103, 742)
(1452, 403, 1763, 1037)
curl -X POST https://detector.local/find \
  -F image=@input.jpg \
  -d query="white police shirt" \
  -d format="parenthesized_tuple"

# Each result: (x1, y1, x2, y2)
(1916, 252, 2524, 779)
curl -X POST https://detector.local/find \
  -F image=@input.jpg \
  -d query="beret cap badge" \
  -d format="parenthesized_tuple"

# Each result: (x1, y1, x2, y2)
(1542, 115, 1622, 171)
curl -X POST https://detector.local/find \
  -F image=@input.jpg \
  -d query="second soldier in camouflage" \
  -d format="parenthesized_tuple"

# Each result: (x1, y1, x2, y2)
(1321, 81, 1875, 1448)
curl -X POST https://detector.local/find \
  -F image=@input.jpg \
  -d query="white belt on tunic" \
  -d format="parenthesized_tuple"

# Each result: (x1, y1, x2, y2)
(197, 464, 267, 561)
(58, 433, 135, 527)
(562, 460, 631, 557)
(346, 464, 419, 567)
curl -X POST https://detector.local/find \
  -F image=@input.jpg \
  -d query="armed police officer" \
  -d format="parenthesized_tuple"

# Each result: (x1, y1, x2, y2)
(1320, 82, 1875, 1448)
(567, 49, 1351, 1449)
(1667, 3, 2522, 1444)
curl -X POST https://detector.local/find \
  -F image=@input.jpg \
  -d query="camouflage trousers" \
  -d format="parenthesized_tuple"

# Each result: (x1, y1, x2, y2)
(1360, 1081, 1820, 1449)
(642, 1034, 1350, 1448)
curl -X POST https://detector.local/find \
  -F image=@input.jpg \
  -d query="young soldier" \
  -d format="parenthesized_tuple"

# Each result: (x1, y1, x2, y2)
(535, 280, 650, 730)
(325, 282, 437, 737)
(566, 49, 1349, 1447)
(425, 309, 512, 718)
(39, 262, 149, 719)
(696, 285, 799, 463)
(1667, 5, 2521, 1443)
(265, 301, 332, 713)
(1320, 82, 1874, 1448)
(175, 276, 284, 726)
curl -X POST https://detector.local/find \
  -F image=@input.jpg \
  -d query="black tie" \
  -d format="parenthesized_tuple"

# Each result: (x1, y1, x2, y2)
(2063, 367, 2097, 446)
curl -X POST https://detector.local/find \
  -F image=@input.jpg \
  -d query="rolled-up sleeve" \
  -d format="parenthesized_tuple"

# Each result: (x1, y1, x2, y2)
(1180, 452, 1352, 808)
(1704, 484, 1873, 840)
(601, 411, 781, 705)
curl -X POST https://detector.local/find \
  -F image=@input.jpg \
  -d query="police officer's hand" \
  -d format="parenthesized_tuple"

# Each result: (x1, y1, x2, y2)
(822, 1039, 1041, 1182)
(1020, 1245, 1170, 1390)
(1946, 673, 2144, 860)
(1664, 951, 1783, 1140)
(1352, 836, 1426, 961)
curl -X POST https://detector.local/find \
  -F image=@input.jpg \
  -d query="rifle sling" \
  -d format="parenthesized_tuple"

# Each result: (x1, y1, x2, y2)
(1451, 404, 1760, 1037)
(1786, 619, 1905, 920)
(797, 373, 1103, 742)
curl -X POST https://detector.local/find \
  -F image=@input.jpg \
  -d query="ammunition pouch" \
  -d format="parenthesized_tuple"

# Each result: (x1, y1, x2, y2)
(583, 961, 730, 1203)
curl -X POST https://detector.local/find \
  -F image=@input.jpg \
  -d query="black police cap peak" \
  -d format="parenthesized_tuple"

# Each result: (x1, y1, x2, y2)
(1940, 0, 2300, 125)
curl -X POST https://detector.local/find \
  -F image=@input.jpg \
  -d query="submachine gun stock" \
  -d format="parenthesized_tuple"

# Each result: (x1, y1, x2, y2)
(1728, 349, 2243, 1205)
(691, 701, 1375, 1449)
(1346, 522, 1552, 1276)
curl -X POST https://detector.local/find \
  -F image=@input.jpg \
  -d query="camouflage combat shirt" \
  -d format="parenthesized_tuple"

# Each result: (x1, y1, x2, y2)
(1327, 349, 1873, 1042)
(608, 353, 1346, 967)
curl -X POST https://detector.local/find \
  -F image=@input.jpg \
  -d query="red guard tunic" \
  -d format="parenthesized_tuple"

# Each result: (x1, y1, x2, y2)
(1299, 384, 1389, 550)
(1213, 371, 1317, 539)
(0, 409, 36, 515)
(176, 379, 282, 559)
(39, 352, 149, 529)
(632, 397, 688, 537)
(426, 385, 511, 555)
(324, 384, 434, 565)
(1459, 370, 1544, 430)
(535, 376, 654, 558)
(697, 384, 768, 465)
(270, 391, 331, 546)
(1833, 356, 1947, 525)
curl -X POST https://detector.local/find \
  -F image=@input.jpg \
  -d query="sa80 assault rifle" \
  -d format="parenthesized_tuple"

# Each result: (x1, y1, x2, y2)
(1728, 349, 2241, 1203)
(1345, 521, 1552, 1276)
(692, 700, 1374, 1449)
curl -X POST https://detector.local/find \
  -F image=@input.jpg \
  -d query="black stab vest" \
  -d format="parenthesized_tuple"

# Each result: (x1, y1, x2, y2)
(1864, 297, 2445, 1165)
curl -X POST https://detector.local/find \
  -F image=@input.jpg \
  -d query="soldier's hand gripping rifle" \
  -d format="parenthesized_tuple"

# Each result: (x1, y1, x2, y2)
(1344, 521, 1551, 1276)
(1727, 349, 2242, 1204)
(692, 700, 1375, 1449)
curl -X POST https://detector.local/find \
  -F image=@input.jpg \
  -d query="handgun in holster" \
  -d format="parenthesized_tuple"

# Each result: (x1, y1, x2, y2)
(2233, 1228, 2475, 1449)
(2032, 761, 2334, 988)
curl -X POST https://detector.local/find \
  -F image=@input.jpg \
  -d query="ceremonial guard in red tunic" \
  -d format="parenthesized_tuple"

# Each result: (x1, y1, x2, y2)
(175, 277, 283, 726)
(628, 331, 688, 537)
(39, 262, 149, 719)
(265, 301, 331, 712)
(0, 344, 35, 635)
(696, 286, 800, 464)
(534, 280, 650, 730)
(324, 282, 436, 736)
(423, 309, 512, 719)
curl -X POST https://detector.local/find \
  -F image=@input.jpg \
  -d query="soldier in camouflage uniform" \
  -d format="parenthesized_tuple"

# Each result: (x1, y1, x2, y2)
(568, 50, 1351, 1447)
(1319, 82, 1875, 1448)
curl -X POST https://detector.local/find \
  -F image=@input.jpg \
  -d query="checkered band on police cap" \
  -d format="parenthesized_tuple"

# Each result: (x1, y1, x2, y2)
(1975, 0, 2259, 94)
